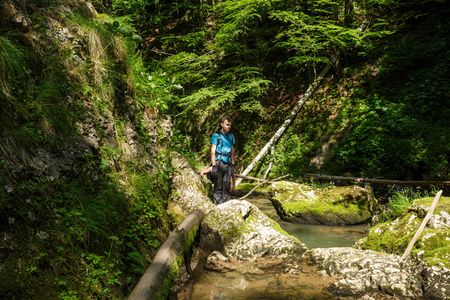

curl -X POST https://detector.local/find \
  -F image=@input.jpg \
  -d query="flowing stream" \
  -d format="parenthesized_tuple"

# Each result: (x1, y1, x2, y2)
(279, 221, 367, 249)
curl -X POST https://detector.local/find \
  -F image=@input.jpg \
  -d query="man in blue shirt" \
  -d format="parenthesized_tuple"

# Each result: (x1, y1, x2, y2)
(210, 116, 236, 204)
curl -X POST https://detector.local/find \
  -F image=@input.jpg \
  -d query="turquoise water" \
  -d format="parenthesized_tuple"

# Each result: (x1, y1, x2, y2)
(279, 221, 368, 249)
(235, 193, 369, 249)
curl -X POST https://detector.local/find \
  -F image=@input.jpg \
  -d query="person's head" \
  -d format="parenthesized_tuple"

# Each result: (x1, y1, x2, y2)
(412, 162, 420, 169)
(220, 116, 232, 133)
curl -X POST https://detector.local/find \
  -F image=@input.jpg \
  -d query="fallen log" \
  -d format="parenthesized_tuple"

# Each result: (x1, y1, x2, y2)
(304, 173, 450, 187)
(129, 208, 206, 300)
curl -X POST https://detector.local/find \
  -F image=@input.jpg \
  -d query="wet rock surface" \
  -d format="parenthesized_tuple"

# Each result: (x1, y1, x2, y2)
(176, 248, 342, 300)
(176, 248, 408, 300)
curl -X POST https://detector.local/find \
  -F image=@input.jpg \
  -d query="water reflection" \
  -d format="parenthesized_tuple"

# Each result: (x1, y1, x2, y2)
(279, 221, 368, 249)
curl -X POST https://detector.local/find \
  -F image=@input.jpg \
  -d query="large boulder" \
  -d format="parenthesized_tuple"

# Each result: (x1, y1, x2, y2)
(200, 199, 308, 261)
(268, 181, 376, 225)
(355, 196, 450, 299)
(303, 247, 424, 298)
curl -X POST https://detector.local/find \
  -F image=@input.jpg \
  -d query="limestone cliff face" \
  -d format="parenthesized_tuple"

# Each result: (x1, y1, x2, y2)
(0, 0, 166, 192)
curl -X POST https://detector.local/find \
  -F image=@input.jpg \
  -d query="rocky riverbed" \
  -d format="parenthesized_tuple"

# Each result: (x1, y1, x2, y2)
(169, 153, 450, 299)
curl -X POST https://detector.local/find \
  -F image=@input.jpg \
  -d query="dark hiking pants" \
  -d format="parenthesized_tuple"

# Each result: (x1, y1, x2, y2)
(213, 160, 231, 204)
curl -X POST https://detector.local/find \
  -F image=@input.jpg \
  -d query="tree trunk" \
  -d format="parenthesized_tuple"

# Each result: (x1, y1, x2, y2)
(344, 0, 354, 27)
(262, 147, 274, 180)
(304, 173, 450, 187)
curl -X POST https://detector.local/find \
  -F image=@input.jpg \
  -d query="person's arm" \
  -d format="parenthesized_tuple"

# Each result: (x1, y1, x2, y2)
(231, 145, 235, 164)
(211, 144, 217, 166)
(231, 145, 235, 192)
(200, 166, 209, 176)
(422, 173, 427, 181)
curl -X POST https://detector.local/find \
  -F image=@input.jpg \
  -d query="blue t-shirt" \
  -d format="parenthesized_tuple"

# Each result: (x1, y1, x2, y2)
(211, 132, 235, 163)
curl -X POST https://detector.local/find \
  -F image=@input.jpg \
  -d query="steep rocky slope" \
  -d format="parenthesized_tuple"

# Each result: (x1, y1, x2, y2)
(1, 1, 174, 298)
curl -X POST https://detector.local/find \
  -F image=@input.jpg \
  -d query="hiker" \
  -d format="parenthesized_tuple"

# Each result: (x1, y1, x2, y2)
(210, 116, 236, 204)
(409, 161, 427, 181)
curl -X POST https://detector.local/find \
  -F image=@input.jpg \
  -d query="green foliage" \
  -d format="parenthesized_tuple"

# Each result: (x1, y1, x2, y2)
(329, 5, 450, 179)
(212, 0, 276, 54)
(103, 20, 142, 42)
(0, 35, 28, 96)
(131, 0, 399, 171)
(3, 0, 450, 296)
(112, 0, 153, 25)
(271, 10, 359, 67)
(378, 187, 439, 222)
(131, 65, 181, 111)
(108, 0, 450, 183)
(0, 161, 171, 299)
(0, 34, 76, 146)
(0, 7, 179, 299)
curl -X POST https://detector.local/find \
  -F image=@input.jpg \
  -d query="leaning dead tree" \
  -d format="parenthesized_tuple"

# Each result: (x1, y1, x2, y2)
(235, 20, 369, 187)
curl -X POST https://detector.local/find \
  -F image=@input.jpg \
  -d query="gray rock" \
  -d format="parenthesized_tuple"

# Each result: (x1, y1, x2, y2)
(303, 247, 424, 298)
(200, 199, 308, 261)
(168, 154, 307, 261)
(355, 197, 450, 299)
(422, 264, 450, 300)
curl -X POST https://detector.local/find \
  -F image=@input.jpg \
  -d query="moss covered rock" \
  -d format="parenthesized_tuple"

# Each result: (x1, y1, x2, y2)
(356, 196, 450, 269)
(355, 196, 450, 300)
(200, 200, 308, 261)
(268, 181, 376, 225)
